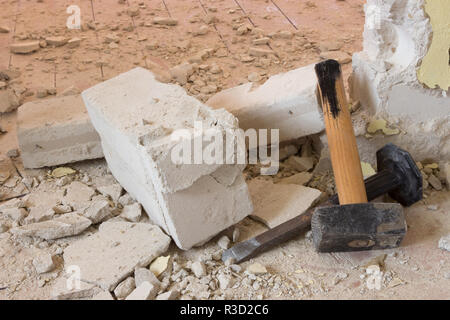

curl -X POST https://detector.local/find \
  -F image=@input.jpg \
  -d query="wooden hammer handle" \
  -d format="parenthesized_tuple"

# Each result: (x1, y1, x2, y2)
(315, 60, 367, 205)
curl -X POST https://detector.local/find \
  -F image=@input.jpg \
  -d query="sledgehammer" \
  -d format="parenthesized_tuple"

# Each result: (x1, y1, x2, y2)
(222, 77, 422, 263)
(311, 60, 406, 252)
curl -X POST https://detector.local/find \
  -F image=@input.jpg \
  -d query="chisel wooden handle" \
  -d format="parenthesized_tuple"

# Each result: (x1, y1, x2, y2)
(314, 60, 367, 205)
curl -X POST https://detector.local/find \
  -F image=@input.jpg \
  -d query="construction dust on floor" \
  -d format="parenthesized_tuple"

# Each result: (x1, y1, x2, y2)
(0, 0, 449, 303)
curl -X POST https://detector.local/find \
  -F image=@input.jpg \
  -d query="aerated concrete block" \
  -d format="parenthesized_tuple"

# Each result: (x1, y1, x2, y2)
(17, 95, 103, 168)
(207, 63, 324, 143)
(82, 67, 253, 250)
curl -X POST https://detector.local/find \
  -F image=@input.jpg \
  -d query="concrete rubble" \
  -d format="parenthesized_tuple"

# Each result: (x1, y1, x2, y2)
(248, 179, 322, 228)
(82, 67, 253, 250)
(17, 95, 103, 169)
(0, 0, 448, 302)
(63, 221, 171, 291)
(207, 63, 324, 143)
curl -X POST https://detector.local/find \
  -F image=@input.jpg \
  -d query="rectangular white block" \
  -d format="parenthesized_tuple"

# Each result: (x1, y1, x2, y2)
(17, 95, 103, 168)
(82, 67, 253, 250)
(207, 63, 324, 143)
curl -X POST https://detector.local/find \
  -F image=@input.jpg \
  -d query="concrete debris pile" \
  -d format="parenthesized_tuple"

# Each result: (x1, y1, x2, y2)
(82, 67, 253, 250)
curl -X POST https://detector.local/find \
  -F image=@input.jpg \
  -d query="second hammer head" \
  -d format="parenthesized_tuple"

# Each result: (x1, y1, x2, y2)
(311, 202, 406, 253)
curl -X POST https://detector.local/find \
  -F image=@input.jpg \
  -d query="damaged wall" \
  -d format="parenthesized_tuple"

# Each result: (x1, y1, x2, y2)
(351, 0, 450, 161)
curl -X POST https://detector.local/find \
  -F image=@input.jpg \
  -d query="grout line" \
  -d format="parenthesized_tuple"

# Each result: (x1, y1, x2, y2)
(126, 0, 148, 68)
(198, 0, 231, 53)
(233, 0, 255, 27)
(161, 0, 172, 18)
(8, 0, 21, 68)
(270, 0, 298, 30)
(88, 0, 105, 80)
(232, 0, 274, 51)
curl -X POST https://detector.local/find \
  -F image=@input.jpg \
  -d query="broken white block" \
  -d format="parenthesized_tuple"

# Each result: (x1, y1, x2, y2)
(248, 179, 322, 228)
(82, 67, 253, 250)
(63, 221, 171, 291)
(32, 253, 55, 274)
(125, 281, 158, 300)
(10, 212, 92, 240)
(207, 63, 324, 143)
(351, 0, 450, 161)
(17, 95, 103, 169)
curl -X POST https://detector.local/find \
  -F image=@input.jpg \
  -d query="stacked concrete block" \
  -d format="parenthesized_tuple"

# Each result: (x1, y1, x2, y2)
(207, 63, 324, 144)
(17, 95, 103, 168)
(351, 0, 449, 161)
(82, 67, 253, 250)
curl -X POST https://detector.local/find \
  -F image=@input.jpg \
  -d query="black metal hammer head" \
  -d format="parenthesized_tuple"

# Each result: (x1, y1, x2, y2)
(311, 202, 406, 253)
(377, 143, 422, 206)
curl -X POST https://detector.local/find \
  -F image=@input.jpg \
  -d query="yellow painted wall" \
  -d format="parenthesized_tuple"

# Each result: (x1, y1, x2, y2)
(417, 0, 450, 91)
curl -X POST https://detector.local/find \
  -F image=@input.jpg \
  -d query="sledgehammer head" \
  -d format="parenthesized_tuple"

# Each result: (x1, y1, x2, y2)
(312, 203, 406, 252)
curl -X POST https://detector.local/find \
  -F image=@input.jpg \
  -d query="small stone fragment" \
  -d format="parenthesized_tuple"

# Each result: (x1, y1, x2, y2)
(114, 277, 135, 299)
(125, 281, 158, 300)
(150, 255, 170, 277)
(217, 273, 233, 290)
(67, 37, 81, 48)
(135, 267, 161, 288)
(10, 41, 40, 54)
(45, 36, 67, 47)
(24, 206, 55, 224)
(83, 200, 111, 224)
(152, 17, 178, 26)
(97, 184, 123, 202)
(249, 47, 274, 57)
(10, 212, 92, 240)
(2, 207, 28, 222)
(32, 253, 55, 274)
(121, 203, 142, 222)
(191, 261, 207, 278)
(367, 119, 400, 136)
(51, 167, 76, 178)
(170, 63, 194, 85)
(428, 174, 442, 191)
(217, 235, 231, 249)
(361, 162, 376, 178)
(247, 263, 267, 275)
(438, 235, 450, 252)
